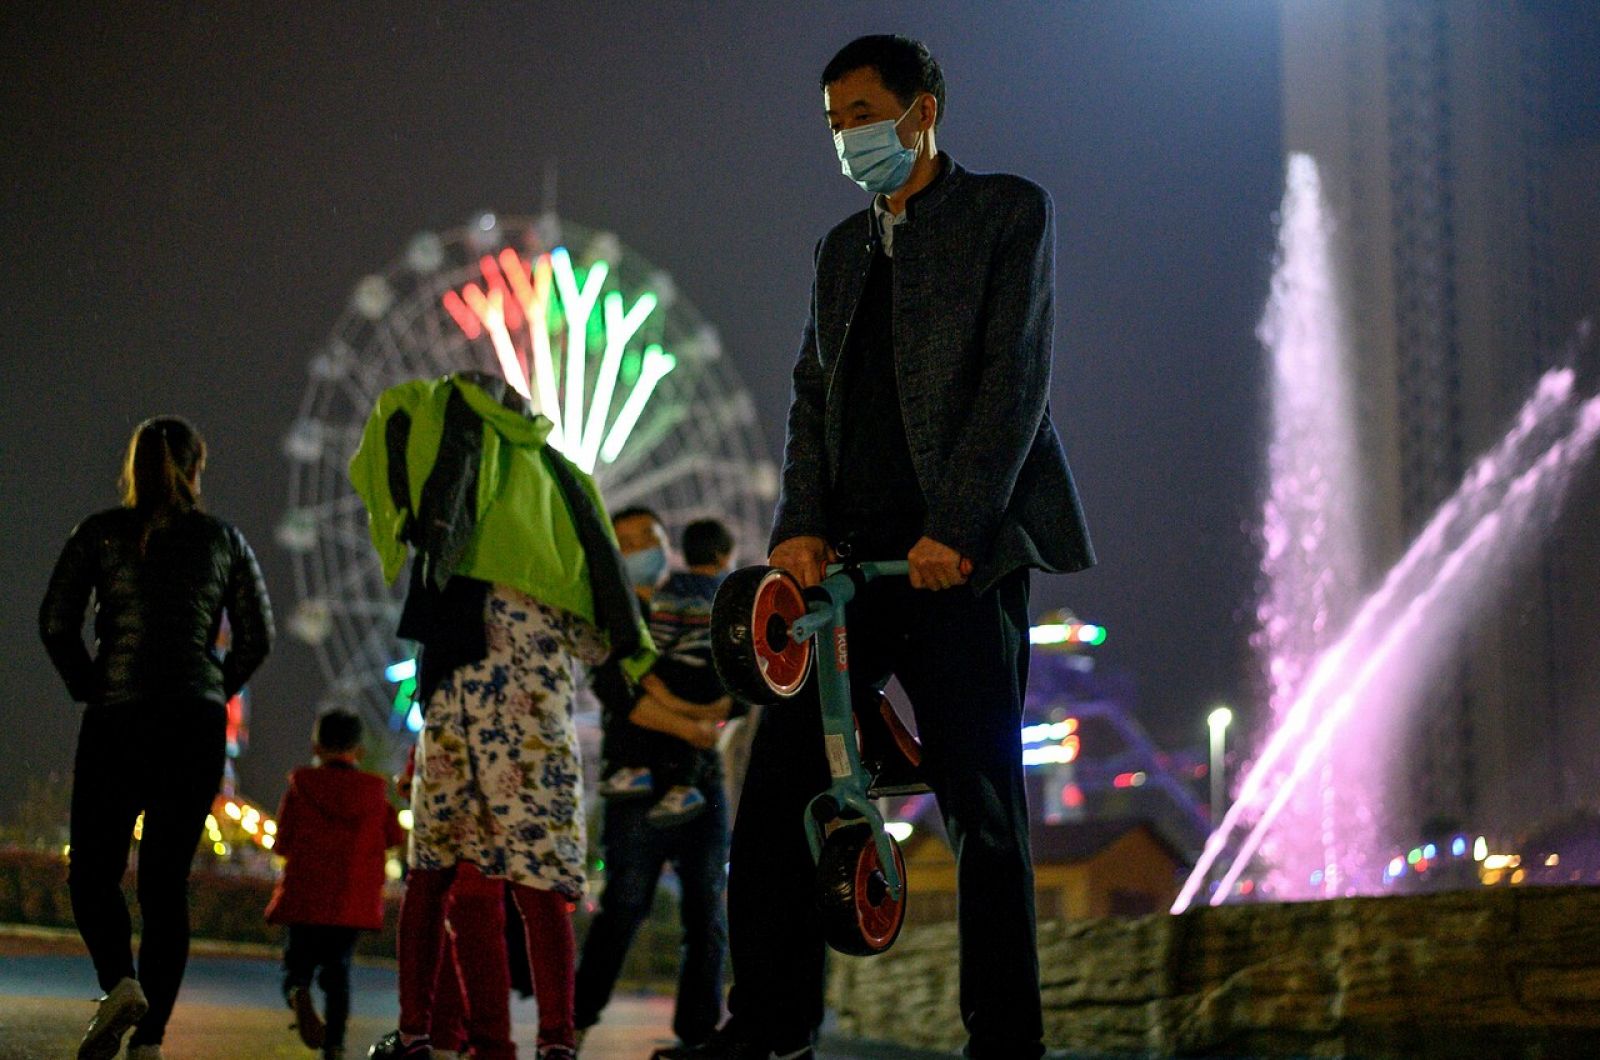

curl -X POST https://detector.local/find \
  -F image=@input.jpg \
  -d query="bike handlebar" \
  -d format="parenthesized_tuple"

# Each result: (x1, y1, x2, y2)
(823, 560, 912, 579)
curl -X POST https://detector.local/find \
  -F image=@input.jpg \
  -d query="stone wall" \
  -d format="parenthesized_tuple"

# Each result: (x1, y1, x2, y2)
(827, 886, 1600, 1057)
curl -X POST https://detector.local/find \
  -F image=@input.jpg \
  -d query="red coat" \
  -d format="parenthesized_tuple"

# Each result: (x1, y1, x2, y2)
(265, 763, 405, 930)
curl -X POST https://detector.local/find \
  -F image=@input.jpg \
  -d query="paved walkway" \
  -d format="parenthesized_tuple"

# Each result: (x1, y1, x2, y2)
(0, 949, 953, 1059)
(0, 986, 670, 1058)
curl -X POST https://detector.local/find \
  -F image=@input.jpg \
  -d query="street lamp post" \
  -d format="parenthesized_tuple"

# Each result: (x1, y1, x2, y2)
(1207, 706, 1233, 830)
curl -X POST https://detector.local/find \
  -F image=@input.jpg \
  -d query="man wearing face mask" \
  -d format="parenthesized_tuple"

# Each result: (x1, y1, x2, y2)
(575, 508, 738, 1056)
(589, 507, 678, 798)
(685, 35, 1094, 1060)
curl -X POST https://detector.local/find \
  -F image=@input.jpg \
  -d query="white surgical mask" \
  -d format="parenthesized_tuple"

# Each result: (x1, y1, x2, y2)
(833, 98, 923, 195)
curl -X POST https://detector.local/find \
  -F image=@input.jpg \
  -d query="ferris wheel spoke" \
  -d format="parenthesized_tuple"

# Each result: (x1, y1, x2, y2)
(323, 663, 397, 725)
(327, 523, 383, 552)
(327, 424, 367, 461)
(602, 454, 703, 507)
(340, 624, 415, 715)
(550, 248, 609, 454)
(315, 545, 387, 600)
(374, 322, 428, 384)
(322, 600, 404, 619)
(417, 294, 472, 377)
(293, 489, 369, 524)
(350, 620, 408, 672)
(694, 458, 778, 499)
(595, 405, 686, 484)
(336, 371, 382, 417)
(579, 293, 661, 469)
(350, 338, 406, 400)
(651, 501, 734, 526)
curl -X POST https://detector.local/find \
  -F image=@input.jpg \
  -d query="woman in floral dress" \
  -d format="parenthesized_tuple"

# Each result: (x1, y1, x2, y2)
(413, 588, 608, 898)
(404, 587, 610, 1060)
(351, 374, 653, 1060)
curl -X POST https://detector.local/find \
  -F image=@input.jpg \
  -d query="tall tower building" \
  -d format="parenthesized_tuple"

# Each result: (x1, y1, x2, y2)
(1279, 0, 1566, 842)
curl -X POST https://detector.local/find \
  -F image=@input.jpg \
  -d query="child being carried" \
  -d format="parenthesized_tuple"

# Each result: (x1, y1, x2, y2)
(599, 518, 743, 827)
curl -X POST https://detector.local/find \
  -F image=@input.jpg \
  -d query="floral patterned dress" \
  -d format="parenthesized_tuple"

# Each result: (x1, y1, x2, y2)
(409, 584, 609, 898)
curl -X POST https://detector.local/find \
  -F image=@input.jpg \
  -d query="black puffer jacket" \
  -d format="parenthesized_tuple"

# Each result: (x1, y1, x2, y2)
(39, 507, 274, 706)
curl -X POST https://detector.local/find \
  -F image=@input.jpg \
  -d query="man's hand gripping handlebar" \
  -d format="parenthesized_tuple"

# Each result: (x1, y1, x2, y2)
(768, 534, 973, 591)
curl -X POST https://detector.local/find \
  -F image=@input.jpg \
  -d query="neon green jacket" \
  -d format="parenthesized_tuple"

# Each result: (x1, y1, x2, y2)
(349, 375, 655, 679)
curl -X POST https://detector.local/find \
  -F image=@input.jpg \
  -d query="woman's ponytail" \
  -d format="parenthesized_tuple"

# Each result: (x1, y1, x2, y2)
(121, 418, 206, 544)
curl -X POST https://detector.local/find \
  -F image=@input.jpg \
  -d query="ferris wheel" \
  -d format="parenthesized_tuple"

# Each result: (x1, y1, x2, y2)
(278, 212, 777, 744)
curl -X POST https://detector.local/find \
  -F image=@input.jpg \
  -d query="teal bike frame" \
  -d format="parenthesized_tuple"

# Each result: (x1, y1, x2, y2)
(786, 559, 909, 901)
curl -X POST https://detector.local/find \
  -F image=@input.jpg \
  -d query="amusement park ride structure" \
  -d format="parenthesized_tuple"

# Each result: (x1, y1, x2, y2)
(277, 212, 777, 754)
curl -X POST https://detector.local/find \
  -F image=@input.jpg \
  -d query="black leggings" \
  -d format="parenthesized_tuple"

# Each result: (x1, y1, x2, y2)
(68, 699, 227, 1047)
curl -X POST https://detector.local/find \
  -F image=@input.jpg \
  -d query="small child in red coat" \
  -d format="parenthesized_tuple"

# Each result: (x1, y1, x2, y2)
(267, 709, 405, 1060)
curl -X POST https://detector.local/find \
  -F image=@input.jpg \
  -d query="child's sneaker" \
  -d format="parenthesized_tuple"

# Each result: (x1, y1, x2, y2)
(598, 766, 655, 800)
(288, 984, 326, 1048)
(647, 785, 707, 828)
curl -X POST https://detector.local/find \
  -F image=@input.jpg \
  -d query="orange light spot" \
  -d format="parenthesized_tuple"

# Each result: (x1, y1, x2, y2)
(499, 249, 540, 313)
(442, 290, 482, 339)
(479, 256, 523, 331)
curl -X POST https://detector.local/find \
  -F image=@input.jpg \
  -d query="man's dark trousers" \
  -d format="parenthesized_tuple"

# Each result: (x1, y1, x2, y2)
(726, 571, 1042, 1059)
(574, 779, 729, 1045)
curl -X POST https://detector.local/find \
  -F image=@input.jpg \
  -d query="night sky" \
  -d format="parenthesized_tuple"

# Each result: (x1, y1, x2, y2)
(2, 3, 1592, 818)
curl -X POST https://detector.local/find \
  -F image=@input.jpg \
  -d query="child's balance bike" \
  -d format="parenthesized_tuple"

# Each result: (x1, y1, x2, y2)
(711, 559, 931, 956)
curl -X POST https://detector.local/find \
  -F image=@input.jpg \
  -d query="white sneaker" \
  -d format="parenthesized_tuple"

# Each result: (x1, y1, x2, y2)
(599, 766, 655, 799)
(126, 1046, 164, 1059)
(77, 977, 149, 1060)
(646, 785, 707, 827)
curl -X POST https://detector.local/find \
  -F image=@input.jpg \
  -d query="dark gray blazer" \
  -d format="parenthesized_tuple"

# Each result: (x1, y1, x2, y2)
(770, 156, 1095, 593)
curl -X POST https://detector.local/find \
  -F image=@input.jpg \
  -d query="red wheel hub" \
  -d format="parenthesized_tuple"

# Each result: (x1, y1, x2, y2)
(853, 837, 905, 950)
(752, 571, 810, 696)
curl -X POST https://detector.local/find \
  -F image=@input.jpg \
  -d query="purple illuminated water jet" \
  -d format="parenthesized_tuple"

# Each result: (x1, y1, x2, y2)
(1172, 154, 1597, 912)
(1253, 153, 1365, 897)
(1210, 395, 1600, 904)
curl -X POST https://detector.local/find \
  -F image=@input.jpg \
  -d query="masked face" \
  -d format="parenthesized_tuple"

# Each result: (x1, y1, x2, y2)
(623, 546, 669, 590)
(833, 96, 922, 195)
(614, 512, 671, 593)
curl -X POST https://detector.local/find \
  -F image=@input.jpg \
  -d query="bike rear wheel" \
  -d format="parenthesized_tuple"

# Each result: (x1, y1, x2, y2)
(816, 823, 907, 956)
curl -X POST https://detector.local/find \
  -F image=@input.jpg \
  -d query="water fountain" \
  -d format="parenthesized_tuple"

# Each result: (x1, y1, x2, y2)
(1172, 154, 1599, 913)
(1252, 153, 1366, 897)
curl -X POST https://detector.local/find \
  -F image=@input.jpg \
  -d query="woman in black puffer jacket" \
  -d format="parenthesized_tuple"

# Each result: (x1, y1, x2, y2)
(39, 416, 273, 1060)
